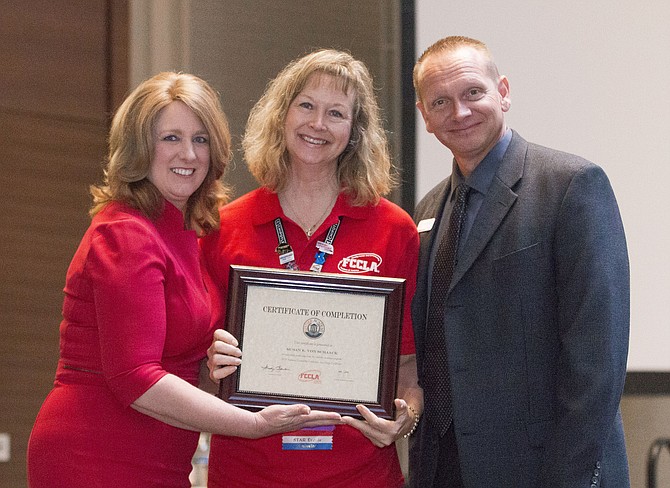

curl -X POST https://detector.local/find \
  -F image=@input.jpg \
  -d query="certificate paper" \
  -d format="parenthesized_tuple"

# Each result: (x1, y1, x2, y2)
(219, 265, 405, 419)
(240, 285, 384, 403)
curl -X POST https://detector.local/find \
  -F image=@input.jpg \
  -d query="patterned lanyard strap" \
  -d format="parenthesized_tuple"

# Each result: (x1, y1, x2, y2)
(273, 217, 341, 272)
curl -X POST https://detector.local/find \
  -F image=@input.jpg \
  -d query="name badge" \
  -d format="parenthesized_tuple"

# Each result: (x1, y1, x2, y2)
(278, 250, 295, 265)
(316, 241, 334, 254)
(417, 218, 435, 233)
(282, 426, 334, 451)
(282, 435, 333, 451)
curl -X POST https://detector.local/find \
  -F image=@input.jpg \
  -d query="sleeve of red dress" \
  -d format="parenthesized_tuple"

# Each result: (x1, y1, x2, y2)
(86, 218, 170, 407)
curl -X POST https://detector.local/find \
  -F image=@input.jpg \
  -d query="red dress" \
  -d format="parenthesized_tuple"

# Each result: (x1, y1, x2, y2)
(200, 188, 420, 488)
(27, 201, 213, 488)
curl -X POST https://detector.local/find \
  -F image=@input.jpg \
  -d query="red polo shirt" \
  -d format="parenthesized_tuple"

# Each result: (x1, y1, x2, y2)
(201, 187, 419, 488)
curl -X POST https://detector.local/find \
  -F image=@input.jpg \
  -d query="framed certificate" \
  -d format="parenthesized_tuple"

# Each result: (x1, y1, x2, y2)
(218, 265, 405, 420)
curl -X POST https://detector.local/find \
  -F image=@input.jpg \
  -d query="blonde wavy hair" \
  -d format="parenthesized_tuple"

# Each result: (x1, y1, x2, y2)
(90, 71, 231, 235)
(243, 49, 395, 206)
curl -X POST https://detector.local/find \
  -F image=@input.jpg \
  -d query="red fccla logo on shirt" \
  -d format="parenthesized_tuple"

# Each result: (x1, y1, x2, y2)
(337, 253, 382, 274)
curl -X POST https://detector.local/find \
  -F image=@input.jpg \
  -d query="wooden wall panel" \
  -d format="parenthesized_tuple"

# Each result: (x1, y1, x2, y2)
(0, 2, 127, 485)
(0, 0, 108, 121)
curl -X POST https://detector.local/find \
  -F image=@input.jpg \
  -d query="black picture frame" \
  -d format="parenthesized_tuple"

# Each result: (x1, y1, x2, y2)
(217, 265, 405, 420)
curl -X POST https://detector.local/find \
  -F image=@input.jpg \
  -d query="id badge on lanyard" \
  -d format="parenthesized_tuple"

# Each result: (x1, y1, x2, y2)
(273, 217, 341, 272)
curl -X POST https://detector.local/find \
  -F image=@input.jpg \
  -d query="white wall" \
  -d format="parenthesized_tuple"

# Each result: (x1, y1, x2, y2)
(415, 0, 670, 371)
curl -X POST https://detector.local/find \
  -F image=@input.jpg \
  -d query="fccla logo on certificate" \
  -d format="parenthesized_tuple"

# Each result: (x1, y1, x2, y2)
(303, 317, 325, 339)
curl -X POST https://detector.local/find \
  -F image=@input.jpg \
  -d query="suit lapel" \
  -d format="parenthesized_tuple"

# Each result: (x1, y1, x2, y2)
(449, 132, 527, 292)
(414, 181, 451, 322)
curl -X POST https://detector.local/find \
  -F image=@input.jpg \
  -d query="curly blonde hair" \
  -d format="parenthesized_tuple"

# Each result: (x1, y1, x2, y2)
(243, 49, 395, 206)
(90, 72, 231, 235)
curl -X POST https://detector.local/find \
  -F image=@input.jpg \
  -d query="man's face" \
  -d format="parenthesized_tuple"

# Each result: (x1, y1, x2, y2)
(416, 46, 510, 170)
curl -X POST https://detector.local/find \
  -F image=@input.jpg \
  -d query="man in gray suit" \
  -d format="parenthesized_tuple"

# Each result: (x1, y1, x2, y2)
(408, 36, 630, 487)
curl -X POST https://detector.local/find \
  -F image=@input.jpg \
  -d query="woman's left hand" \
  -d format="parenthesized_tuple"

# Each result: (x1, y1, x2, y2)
(341, 398, 413, 447)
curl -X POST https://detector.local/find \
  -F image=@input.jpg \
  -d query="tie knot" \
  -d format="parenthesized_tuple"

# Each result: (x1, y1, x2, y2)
(456, 184, 470, 203)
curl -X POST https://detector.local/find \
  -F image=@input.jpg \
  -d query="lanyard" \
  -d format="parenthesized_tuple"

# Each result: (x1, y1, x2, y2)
(273, 217, 341, 272)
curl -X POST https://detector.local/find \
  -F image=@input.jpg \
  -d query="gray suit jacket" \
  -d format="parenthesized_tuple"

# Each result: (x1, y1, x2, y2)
(410, 131, 630, 488)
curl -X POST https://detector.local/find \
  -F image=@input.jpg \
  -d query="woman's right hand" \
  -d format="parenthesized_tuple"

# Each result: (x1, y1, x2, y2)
(253, 404, 342, 437)
(207, 328, 242, 382)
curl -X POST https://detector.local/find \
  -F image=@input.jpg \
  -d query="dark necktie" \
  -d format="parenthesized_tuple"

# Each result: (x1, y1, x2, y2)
(425, 183, 470, 435)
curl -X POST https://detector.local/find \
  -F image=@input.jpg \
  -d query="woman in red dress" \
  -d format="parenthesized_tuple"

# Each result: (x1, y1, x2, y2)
(27, 71, 340, 488)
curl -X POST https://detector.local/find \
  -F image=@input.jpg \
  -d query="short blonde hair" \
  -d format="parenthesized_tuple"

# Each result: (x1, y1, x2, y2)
(90, 72, 231, 235)
(243, 49, 395, 206)
(413, 36, 499, 102)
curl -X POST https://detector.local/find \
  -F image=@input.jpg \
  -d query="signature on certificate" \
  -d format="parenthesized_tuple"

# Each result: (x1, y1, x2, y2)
(262, 364, 290, 373)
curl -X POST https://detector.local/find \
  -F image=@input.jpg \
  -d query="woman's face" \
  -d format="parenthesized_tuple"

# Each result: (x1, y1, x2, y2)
(148, 101, 210, 211)
(284, 73, 355, 171)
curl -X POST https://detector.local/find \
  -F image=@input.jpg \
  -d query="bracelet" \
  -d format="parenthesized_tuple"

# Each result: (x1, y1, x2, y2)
(403, 405, 420, 439)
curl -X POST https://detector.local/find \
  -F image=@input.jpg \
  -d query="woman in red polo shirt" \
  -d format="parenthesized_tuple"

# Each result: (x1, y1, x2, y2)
(201, 49, 424, 488)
